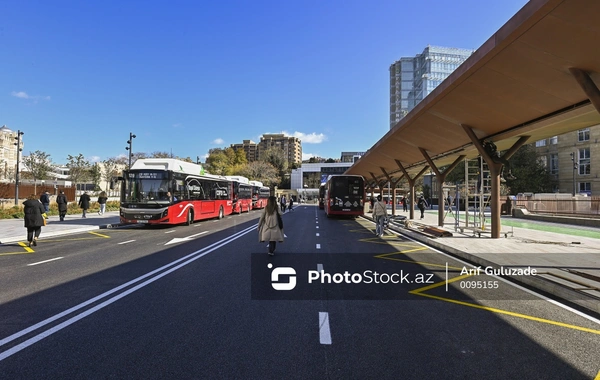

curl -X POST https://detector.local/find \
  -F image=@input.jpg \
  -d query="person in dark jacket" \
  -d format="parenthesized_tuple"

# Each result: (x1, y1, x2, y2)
(23, 194, 46, 247)
(78, 192, 91, 218)
(40, 191, 50, 213)
(56, 190, 68, 221)
(97, 191, 108, 215)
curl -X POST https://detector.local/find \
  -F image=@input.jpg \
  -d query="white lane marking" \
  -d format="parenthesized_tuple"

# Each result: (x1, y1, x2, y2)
(27, 257, 63, 266)
(0, 224, 258, 360)
(319, 312, 332, 345)
(316, 233, 320, 237)
(316, 244, 321, 249)
(165, 231, 209, 245)
(317, 263, 323, 272)
(316, 226, 319, 229)
(165, 230, 176, 234)
(118, 240, 135, 245)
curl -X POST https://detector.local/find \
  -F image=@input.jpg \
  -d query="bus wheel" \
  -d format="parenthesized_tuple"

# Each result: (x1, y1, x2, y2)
(218, 206, 224, 219)
(186, 210, 193, 226)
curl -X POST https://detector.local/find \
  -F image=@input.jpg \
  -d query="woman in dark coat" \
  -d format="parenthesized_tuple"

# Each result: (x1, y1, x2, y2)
(23, 194, 46, 247)
(56, 190, 68, 221)
(78, 192, 91, 218)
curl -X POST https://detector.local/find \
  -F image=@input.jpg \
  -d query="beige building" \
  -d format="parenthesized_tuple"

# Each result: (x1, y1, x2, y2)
(231, 134, 302, 166)
(0, 125, 23, 182)
(230, 140, 259, 162)
(535, 125, 600, 195)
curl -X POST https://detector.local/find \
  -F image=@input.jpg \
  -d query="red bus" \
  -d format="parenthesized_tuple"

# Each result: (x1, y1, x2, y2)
(318, 183, 326, 209)
(324, 175, 365, 217)
(249, 180, 270, 209)
(226, 176, 253, 214)
(119, 158, 233, 226)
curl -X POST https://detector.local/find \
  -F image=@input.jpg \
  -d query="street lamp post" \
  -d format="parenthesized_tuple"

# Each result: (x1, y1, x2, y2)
(125, 132, 136, 169)
(570, 152, 578, 196)
(14, 130, 24, 205)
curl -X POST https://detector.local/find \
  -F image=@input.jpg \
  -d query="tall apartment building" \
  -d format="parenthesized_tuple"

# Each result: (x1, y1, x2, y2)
(389, 45, 474, 128)
(230, 140, 259, 163)
(0, 125, 23, 181)
(535, 126, 600, 196)
(258, 134, 302, 165)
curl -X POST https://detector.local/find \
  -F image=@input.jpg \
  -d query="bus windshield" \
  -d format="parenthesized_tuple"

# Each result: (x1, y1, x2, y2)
(124, 170, 173, 204)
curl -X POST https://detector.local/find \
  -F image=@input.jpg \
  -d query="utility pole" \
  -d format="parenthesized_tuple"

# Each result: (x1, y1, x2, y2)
(14, 130, 24, 205)
(125, 132, 136, 169)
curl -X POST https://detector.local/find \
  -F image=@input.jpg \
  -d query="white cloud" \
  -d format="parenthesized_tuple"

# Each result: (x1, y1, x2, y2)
(302, 153, 315, 161)
(212, 138, 224, 145)
(11, 91, 51, 103)
(89, 156, 101, 163)
(280, 131, 327, 144)
(11, 91, 30, 99)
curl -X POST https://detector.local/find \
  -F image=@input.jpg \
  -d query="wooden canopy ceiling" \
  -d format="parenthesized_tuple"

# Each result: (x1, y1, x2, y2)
(346, 0, 600, 184)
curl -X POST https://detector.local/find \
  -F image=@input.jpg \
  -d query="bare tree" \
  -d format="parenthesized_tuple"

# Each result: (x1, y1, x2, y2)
(101, 157, 120, 192)
(22, 150, 53, 195)
(66, 153, 91, 191)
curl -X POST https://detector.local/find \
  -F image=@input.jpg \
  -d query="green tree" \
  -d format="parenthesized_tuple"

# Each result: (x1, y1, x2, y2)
(205, 148, 229, 175)
(507, 144, 555, 194)
(66, 153, 91, 191)
(21, 150, 53, 194)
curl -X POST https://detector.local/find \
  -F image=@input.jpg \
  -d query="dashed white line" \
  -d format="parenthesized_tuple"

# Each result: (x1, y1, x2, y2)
(28, 257, 63, 266)
(319, 312, 332, 345)
(317, 263, 323, 272)
(316, 244, 321, 249)
(316, 233, 320, 237)
(118, 240, 136, 245)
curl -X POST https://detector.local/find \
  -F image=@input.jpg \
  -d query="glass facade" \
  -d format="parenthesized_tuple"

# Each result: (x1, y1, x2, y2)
(390, 46, 474, 128)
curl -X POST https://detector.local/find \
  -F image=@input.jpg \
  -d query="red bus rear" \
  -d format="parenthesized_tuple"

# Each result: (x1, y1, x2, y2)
(250, 180, 270, 209)
(226, 176, 253, 214)
(324, 175, 365, 217)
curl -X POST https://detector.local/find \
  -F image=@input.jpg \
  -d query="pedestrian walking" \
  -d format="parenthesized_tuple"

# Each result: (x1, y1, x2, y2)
(288, 197, 294, 212)
(97, 191, 108, 215)
(280, 195, 287, 213)
(403, 197, 408, 212)
(372, 195, 388, 237)
(258, 195, 284, 256)
(56, 190, 68, 221)
(417, 195, 428, 219)
(78, 191, 91, 218)
(23, 194, 46, 247)
(40, 191, 50, 213)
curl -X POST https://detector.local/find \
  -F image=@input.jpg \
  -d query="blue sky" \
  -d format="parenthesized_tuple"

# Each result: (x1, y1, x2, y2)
(1, 0, 528, 164)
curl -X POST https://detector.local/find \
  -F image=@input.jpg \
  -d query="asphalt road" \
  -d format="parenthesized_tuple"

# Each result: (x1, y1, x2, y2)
(0, 205, 599, 379)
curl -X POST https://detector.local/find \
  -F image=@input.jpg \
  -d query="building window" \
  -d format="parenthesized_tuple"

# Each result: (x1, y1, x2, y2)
(535, 139, 546, 147)
(578, 182, 591, 195)
(578, 128, 590, 142)
(578, 148, 591, 175)
(550, 154, 558, 174)
(538, 155, 547, 168)
(550, 136, 558, 144)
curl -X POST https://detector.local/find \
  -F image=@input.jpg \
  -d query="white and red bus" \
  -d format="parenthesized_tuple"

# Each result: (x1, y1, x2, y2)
(323, 175, 365, 217)
(119, 158, 233, 226)
(249, 180, 270, 209)
(226, 175, 253, 214)
(318, 183, 326, 209)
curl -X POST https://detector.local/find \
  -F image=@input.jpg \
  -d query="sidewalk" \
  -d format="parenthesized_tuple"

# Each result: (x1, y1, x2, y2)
(382, 208, 600, 314)
(0, 211, 123, 244)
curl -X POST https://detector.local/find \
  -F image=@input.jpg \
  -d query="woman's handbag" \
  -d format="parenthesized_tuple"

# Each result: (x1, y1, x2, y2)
(43, 217, 47, 226)
(277, 213, 284, 229)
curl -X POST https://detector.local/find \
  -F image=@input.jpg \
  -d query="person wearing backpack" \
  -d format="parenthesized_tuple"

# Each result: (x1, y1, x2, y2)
(417, 195, 428, 219)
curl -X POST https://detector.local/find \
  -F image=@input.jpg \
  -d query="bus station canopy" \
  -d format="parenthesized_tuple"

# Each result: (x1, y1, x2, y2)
(345, 0, 600, 184)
